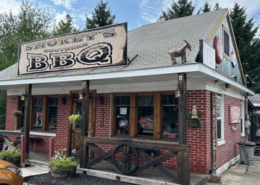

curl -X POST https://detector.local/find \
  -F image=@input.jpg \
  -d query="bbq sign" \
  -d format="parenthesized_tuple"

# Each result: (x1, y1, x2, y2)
(18, 23, 127, 75)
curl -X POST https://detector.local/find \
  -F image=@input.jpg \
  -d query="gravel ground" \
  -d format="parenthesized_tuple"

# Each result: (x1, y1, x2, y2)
(24, 173, 133, 185)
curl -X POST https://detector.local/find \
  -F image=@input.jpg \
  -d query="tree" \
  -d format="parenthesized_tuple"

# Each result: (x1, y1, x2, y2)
(230, 3, 260, 92)
(53, 14, 78, 36)
(213, 3, 221, 10)
(0, 0, 53, 128)
(86, 0, 115, 29)
(202, 2, 211, 13)
(161, 0, 195, 20)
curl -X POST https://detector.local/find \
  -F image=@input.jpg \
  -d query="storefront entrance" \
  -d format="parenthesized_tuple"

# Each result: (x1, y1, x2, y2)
(71, 92, 95, 155)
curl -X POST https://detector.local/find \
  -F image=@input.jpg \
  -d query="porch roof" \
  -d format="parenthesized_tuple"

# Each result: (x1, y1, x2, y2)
(249, 94, 260, 107)
(0, 9, 253, 95)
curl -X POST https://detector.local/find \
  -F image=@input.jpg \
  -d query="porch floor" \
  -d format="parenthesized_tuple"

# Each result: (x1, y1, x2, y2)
(28, 152, 208, 185)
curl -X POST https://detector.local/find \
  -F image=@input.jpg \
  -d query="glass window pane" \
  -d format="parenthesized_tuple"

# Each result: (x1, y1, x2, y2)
(138, 106, 154, 135)
(48, 106, 57, 130)
(217, 119, 222, 139)
(162, 106, 178, 138)
(138, 95, 153, 106)
(224, 30, 229, 56)
(34, 105, 43, 128)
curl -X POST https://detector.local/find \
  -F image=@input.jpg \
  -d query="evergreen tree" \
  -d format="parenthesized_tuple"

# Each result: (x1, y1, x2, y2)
(230, 3, 260, 91)
(161, 0, 195, 20)
(0, 0, 52, 128)
(213, 3, 221, 10)
(86, 0, 115, 29)
(202, 2, 211, 13)
(53, 14, 78, 36)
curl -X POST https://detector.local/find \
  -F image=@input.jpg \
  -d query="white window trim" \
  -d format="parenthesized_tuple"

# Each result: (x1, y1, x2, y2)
(241, 100, 245, 137)
(217, 94, 225, 146)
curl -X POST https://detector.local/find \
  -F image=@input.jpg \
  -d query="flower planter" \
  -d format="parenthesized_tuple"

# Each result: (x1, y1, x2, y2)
(50, 166, 77, 178)
(2, 157, 20, 167)
(188, 119, 200, 128)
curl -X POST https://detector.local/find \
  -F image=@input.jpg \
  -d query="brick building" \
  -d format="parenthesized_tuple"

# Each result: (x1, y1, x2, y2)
(0, 8, 254, 176)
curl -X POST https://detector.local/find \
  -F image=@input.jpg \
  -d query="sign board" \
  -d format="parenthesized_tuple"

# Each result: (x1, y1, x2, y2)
(18, 23, 127, 75)
(229, 106, 241, 124)
(202, 41, 216, 69)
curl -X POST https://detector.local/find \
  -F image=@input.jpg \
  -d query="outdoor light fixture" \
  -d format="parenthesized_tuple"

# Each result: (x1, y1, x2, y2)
(225, 83, 230, 90)
(78, 90, 86, 100)
(61, 96, 67, 105)
(175, 84, 182, 98)
(21, 92, 27, 101)
(98, 96, 104, 104)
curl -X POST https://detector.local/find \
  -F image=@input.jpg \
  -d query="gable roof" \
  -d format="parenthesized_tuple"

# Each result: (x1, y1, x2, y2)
(249, 94, 260, 106)
(0, 8, 229, 82)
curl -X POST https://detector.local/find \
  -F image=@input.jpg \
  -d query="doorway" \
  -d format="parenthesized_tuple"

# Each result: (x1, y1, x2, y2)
(71, 91, 95, 156)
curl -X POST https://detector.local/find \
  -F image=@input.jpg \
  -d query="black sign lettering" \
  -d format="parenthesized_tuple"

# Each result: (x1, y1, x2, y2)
(102, 29, 117, 38)
(77, 42, 112, 65)
(27, 53, 49, 72)
(50, 52, 76, 69)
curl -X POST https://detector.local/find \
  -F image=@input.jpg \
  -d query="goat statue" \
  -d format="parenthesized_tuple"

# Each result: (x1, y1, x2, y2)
(168, 40, 191, 65)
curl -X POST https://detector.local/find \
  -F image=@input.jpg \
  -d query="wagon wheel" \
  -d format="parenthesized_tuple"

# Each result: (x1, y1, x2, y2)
(113, 144, 139, 175)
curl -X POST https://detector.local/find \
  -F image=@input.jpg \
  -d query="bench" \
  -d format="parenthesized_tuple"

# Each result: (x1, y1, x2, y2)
(241, 142, 260, 174)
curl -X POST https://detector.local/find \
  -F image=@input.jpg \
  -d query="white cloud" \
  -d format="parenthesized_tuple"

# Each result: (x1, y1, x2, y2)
(50, 0, 76, 10)
(0, 0, 20, 15)
(134, 0, 172, 23)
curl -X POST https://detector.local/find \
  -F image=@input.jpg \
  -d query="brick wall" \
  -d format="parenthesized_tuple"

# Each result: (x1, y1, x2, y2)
(216, 95, 245, 169)
(5, 96, 18, 131)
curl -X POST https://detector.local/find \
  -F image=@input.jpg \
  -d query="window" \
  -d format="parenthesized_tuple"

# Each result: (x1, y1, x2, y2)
(162, 95, 178, 139)
(223, 29, 230, 56)
(115, 96, 130, 135)
(33, 98, 43, 130)
(217, 94, 225, 145)
(241, 100, 245, 136)
(138, 95, 154, 136)
(48, 98, 58, 131)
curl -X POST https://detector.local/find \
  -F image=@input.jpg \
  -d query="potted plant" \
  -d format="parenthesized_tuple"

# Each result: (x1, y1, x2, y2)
(12, 110, 23, 117)
(0, 144, 21, 167)
(50, 148, 78, 178)
(68, 114, 82, 130)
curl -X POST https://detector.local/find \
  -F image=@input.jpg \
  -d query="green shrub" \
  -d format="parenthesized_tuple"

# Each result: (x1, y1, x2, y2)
(50, 148, 78, 169)
(0, 149, 21, 159)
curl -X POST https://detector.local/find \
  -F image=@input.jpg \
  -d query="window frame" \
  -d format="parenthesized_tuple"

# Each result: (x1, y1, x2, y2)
(241, 100, 245, 137)
(223, 26, 230, 59)
(217, 94, 225, 146)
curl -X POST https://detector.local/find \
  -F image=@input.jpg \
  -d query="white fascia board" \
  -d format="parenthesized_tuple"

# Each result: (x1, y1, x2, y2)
(253, 103, 260, 107)
(198, 64, 254, 95)
(0, 64, 200, 86)
(0, 63, 254, 95)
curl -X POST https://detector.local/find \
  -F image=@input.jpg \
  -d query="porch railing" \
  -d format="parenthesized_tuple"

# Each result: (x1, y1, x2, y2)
(82, 137, 190, 185)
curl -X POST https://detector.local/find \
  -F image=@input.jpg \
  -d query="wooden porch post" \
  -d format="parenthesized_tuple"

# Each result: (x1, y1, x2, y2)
(23, 84, 32, 156)
(177, 73, 187, 182)
(178, 73, 187, 144)
(80, 80, 90, 168)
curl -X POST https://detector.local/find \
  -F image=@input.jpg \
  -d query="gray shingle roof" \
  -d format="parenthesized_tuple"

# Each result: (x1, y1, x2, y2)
(249, 94, 260, 105)
(0, 9, 228, 81)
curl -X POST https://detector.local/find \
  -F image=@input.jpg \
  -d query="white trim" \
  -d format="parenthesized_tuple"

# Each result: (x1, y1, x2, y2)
(253, 103, 260, 107)
(0, 63, 254, 95)
(216, 154, 240, 174)
(241, 133, 245, 137)
(30, 131, 56, 137)
(217, 139, 226, 146)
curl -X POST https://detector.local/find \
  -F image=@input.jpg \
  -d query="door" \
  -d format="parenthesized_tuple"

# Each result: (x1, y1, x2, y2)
(71, 93, 95, 156)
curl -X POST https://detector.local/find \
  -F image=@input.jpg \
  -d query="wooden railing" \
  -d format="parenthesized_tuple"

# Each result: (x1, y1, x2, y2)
(82, 137, 190, 185)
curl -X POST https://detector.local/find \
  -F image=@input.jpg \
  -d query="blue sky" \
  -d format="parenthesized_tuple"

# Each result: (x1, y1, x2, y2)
(0, 0, 260, 31)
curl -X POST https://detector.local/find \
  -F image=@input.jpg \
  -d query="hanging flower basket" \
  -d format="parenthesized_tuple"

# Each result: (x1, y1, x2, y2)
(187, 108, 202, 128)
(68, 114, 82, 130)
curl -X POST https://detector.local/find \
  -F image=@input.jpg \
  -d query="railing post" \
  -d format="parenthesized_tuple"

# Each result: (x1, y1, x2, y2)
(182, 147, 190, 185)
(48, 137, 55, 161)
(20, 135, 25, 167)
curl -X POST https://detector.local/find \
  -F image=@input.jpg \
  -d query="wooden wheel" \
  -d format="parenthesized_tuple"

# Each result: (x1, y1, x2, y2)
(113, 144, 139, 175)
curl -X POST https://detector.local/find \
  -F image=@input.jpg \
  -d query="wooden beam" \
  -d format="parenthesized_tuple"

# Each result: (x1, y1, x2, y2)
(129, 94, 137, 137)
(80, 80, 90, 168)
(23, 84, 32, 155)
(153, 93, 162, 139)
(178, 73, 187, 144)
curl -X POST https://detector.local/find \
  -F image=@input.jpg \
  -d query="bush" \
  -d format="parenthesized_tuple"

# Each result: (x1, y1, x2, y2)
(50, 148, 78, 169)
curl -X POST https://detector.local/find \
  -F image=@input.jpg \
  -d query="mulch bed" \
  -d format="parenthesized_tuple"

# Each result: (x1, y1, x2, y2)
(24, 173, 133, 185)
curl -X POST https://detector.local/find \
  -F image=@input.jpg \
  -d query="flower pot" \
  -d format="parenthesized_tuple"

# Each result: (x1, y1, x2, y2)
(188, 119, 200, 128)
(50, 166, 77, 178)
(2, 157, 20, 167)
